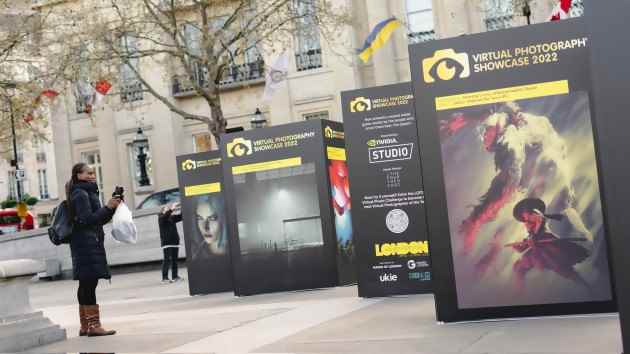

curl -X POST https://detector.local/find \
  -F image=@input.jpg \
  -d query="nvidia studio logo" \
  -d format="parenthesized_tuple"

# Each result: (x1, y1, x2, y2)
(369, 143, 414, 164)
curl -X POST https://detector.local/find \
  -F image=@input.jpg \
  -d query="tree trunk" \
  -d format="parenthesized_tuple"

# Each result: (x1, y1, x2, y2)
(210, 100, 227, 145)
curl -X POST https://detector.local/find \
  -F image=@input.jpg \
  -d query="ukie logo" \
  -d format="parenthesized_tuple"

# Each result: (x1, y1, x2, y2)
(379, 273, 398, 283)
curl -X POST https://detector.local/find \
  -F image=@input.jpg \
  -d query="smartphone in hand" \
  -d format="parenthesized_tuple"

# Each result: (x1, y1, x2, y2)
(112, 186, 125, 201)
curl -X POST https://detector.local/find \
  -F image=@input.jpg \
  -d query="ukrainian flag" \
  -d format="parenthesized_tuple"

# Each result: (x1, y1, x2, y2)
(358, 17, 402, 63)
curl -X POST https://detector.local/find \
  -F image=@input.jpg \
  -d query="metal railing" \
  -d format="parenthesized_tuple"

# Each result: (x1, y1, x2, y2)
(408, 30, 436, 44)
(295, 49, 322, 72)
(121, 81, 144, 103)
(172, 59, 265, 97)
(485, 15, 514, 31)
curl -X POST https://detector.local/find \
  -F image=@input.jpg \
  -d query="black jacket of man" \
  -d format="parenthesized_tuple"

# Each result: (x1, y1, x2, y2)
(158, 209, 182, 247)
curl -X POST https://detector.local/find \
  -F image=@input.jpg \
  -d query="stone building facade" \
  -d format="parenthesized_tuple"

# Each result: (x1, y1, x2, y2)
(1, 0, 585, 222)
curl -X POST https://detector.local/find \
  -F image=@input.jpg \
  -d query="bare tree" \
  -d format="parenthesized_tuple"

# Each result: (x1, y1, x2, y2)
(33, 0, 350, 143)
(0, 1, 60, 154)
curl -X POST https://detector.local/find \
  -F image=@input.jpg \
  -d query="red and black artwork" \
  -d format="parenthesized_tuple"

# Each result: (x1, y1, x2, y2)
(439, 92, 613, 309)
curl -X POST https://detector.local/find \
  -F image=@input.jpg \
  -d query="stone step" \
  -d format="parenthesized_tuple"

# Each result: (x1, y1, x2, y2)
(0, 324, 66, 352)
(0, 314, 55, 339)
(0, 311, 42, 324)
(0, 311, 67, 352)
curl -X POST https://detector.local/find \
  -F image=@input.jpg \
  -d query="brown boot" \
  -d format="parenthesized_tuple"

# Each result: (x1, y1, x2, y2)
(79, 305, 88, 336)
(84, 304, 116, 337)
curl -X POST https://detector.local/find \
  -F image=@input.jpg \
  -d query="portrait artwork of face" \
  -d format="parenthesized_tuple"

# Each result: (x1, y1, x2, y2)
(195, 194, 227, 255)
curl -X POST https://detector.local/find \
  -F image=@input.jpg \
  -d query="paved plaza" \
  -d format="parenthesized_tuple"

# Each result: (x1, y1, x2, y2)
(18, 267, 623, 354)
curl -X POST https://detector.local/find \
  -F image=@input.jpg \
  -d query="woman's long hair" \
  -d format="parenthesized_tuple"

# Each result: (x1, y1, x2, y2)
(66, 162, 89, 220)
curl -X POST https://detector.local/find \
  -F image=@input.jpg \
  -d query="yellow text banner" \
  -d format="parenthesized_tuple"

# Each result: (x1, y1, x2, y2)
(327, 147, 347, 161)
(435, 80, 569, 111)
(184, 182, 221, 197)
(232, 157, 302, 175)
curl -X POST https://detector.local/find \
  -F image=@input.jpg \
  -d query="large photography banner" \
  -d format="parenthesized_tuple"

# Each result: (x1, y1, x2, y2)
(176, 151, 233, 295)
(341, 83, 431, 297)
(409, 18, 615, 322)
(221, 120, 343, 296)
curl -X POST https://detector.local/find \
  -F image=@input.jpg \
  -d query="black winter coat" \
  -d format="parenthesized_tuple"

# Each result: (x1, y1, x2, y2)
(158, 210, 182, 247)
(69, 181, 115, 281)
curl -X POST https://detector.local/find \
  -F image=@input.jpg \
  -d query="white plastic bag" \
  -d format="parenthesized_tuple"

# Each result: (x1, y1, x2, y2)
(111, 202, 138, 244)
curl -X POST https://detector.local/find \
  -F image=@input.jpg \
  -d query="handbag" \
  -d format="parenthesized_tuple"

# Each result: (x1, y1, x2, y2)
(48, 200, 73, 245)
(111, 202, 138, 244)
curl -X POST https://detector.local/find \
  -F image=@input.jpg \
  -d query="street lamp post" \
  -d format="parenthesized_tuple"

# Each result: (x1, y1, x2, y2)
(9, 95, 21, 201)
(1, 82, 21, 201)
(250, 108, 267, 129)
(133, 127, 150, 187)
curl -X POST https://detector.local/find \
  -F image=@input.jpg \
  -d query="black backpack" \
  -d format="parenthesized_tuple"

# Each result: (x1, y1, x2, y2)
(48, 200, 73, 245)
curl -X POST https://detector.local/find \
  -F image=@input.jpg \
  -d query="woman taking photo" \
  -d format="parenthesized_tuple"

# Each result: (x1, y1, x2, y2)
(67, 163, 121, 337)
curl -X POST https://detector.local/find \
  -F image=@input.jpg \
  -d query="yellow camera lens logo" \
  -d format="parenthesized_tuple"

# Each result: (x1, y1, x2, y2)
(324, 126, 334, 139)
(350, 97, 372, 112)
(181, 159, 197, 171)
(226, 137, 253, 158)
(422, 49, 470, 83)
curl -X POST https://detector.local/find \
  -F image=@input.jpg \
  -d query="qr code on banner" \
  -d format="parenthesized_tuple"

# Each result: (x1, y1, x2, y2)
(386, 171, 401, 188)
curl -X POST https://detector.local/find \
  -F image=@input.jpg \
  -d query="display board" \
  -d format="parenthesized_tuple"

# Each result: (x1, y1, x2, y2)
(221, 120, 355, 296)
(176, 151, 233, 295)
(323, 121, 357, 285)
(409, 18, 615, 322)
(584, 0, 630, 351)
(341, 83, 432, 297)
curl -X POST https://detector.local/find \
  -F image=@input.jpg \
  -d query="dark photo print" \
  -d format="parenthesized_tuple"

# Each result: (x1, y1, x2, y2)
(233, 162, 331, 292)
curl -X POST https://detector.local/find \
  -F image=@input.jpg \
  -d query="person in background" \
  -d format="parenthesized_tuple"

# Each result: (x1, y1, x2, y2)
(67, 162, 121, 337)
(158, 202, 183, 283)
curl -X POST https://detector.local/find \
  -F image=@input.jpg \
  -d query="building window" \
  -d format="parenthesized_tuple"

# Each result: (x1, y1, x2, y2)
(7, 171, 23, 201)
(485, 0, 514, 31)
(120, 34, 143, 103)
(33, 137, 46, 163)
(294, 0, 322, 71)
(407, 0, 435, 43)
(193, 133, 213, 152)
(569, 0, 584, 17)
(8, 171, 16, 200)
(241, 9, 260, 65)
(172, 20, 265, 96)
(128, 142, 152, 188)
(303, 111, 329, 120)
(38, 169, 49, 200)
(81, 151, 104, 203)
(183, 22, 202, 57)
